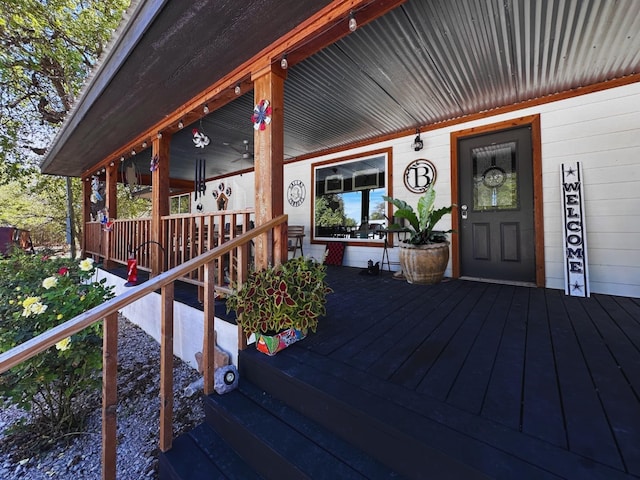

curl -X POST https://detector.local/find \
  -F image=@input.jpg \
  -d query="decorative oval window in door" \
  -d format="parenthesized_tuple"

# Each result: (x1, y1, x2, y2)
(472, 142, 518, 210)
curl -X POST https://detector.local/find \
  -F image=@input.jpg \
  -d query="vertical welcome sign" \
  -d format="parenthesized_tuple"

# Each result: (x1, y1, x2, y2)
(560, 162, 589, 297)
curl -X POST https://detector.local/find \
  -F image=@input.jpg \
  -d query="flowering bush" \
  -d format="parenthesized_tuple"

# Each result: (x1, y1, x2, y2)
(0, 251, 114, 436)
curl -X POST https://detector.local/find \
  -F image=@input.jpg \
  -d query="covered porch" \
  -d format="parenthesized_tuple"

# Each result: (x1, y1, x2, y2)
(162, 266, 640, 479)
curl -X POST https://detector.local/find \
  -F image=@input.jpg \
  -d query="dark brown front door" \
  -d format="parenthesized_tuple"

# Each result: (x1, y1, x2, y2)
(458, 126, 536, 283)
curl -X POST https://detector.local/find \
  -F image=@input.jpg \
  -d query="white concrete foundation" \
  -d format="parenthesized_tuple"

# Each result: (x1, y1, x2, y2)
(97, 269, 239, 369)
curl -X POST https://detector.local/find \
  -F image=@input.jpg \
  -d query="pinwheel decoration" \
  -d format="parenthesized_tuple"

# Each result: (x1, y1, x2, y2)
(150, 154, 159, 172)
(192, 128, 210, 148)
(252, 99, 272, 131)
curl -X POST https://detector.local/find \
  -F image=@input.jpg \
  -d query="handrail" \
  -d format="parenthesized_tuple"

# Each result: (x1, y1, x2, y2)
(0, 214, 285, 372)
(0, 213, 289, 480)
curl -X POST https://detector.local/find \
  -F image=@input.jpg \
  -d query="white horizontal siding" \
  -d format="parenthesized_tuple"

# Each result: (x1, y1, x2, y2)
(213, 81, 640, 297)
(537, 83, 640, 297)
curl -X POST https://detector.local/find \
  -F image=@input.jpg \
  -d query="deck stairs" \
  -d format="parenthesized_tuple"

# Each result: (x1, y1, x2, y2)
(159, 344, 530, 479)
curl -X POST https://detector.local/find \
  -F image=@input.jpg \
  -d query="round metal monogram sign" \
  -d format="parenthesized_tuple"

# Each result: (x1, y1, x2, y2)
(403, 158, 437, 193)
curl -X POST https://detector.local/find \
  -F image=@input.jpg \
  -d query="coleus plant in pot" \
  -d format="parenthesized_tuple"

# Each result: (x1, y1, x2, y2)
(226, 255, 333, 355)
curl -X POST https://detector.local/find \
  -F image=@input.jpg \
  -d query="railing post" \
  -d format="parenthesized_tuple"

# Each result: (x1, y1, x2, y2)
(102, 312, 118, 480)
(159, 282, 174, 452)
(203, 261, 216, 395)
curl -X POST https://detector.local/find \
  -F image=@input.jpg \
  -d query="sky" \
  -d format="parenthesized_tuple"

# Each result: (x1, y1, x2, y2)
(342, 188, 386, 223)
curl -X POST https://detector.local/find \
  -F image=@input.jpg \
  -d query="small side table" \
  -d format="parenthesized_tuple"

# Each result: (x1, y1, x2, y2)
(380, 228, 411, 272)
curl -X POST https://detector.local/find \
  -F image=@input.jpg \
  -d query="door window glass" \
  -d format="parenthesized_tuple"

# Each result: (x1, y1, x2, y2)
(472, 142, 518, 210)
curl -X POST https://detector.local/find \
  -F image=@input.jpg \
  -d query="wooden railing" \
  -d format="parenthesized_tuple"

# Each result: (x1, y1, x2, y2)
(85, 221, 103, 258)
(110, 217, 153, 270)
(163, 209, 255, 290)
(0, 214, 288, 480)
(87, 210, 256, 284)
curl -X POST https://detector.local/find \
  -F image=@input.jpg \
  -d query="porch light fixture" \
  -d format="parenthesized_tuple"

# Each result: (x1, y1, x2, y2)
(120, 156, 125, 162)
(131, 149, 136, 155)
(142, 141, 147, 148)
(280, 54, 288, 70)
(203, 104, 209, 114)
(109, 161, 114, 167)
(178, 120, 184, 129)
(411, 129, 424, 151)
(157, 132, 162, 139)
(348, 11, 357, 32)
(234, 83, 241, 95)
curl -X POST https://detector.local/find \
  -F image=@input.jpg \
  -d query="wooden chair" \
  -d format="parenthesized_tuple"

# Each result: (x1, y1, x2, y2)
(287, 225, 305, 257)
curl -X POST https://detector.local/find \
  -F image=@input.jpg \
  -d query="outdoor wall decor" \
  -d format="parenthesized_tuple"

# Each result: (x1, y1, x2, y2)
(192, 127, 210, 148)
(149, 154, 159, 172)
(252, 99, 272, 130)
(287, 179, 306, 207)
(560, 161, 589, 297)
(212, 181, 232, 210)
(403, 158, 437, 193)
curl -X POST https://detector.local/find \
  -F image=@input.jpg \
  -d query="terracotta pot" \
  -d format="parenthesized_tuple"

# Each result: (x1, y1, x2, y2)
(399, 241, 450, 285)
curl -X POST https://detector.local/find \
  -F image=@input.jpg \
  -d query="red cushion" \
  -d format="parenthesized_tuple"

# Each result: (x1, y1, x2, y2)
(324, 242, 345, 265)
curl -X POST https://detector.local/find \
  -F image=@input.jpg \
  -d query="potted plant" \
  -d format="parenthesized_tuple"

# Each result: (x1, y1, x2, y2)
(383, 187, 453, 284)
(226, 255, 332, 355)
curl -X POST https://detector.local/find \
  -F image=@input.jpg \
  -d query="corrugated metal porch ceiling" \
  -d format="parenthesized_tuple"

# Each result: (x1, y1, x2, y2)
(45, 0, 640, 180)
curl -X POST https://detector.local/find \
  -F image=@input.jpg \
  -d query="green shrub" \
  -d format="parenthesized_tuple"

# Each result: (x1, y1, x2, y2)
(0, 251, 114, 437)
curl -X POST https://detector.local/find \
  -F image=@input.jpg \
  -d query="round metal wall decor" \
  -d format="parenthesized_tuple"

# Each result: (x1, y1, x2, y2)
(287, 179, 306, 207)
(403, 158, 437, 193)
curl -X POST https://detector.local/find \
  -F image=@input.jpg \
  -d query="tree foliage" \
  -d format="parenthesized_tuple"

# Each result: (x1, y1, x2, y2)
(0, 176, 150, 248)
(315, 194, 348, 227)
(0, 0, 130, 180)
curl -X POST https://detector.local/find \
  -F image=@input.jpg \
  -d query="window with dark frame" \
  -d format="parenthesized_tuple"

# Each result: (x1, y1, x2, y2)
(312, 151, 390, 242)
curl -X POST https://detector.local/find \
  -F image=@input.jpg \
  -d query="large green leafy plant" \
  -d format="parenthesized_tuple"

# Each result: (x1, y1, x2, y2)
(0, 251, 114, 438)
(383, 187, 453, 245)
(227, 255, 333, 337)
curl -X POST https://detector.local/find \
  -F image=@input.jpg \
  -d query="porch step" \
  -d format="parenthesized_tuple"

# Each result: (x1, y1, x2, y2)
(158, 423, 260, 480)
(160, 378, 396, 479)
(240, 345, 633, 480)
(239, 347, 492, 480)
(202, 380, 397, 479)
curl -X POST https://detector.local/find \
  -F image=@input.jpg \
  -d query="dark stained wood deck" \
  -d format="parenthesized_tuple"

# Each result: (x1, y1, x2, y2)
(113, 262, 640, 478)
(302, 266, 640, 478)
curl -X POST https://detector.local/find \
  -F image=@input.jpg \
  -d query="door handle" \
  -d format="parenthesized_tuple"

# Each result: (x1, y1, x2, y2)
(461, 205, 468, 220)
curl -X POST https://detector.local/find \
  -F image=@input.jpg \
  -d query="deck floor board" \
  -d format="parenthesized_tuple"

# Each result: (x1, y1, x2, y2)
(124, 264, 640, 478)
(309, 268, 640, 478)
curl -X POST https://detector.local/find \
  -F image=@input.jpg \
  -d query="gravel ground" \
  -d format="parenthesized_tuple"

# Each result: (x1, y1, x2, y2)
(0, 317, 205, 479)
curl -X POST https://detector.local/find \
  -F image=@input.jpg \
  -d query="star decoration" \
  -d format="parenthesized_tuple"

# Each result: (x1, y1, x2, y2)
(571, 281, 583, 292)
(565, 166, 576, 177)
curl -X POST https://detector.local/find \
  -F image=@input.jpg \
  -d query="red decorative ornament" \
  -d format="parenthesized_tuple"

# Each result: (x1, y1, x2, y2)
(252, 99, 272, 131)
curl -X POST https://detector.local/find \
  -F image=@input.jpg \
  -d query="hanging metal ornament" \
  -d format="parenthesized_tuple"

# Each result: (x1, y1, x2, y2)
(150, 154, 159, 172)
(194, 158, 207, 210)
(192, 120, 210, 148)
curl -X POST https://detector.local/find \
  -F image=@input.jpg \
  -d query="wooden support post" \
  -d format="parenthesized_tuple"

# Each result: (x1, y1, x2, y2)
(151, 134, 172, 277)
(102, 163, 117, 269)
(101, 312, 118, 480)
(81, 178, 91, 257)
(203, 261, 216, 395)
(252, 64, 287, 270)
(159, 282, 174, 452)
